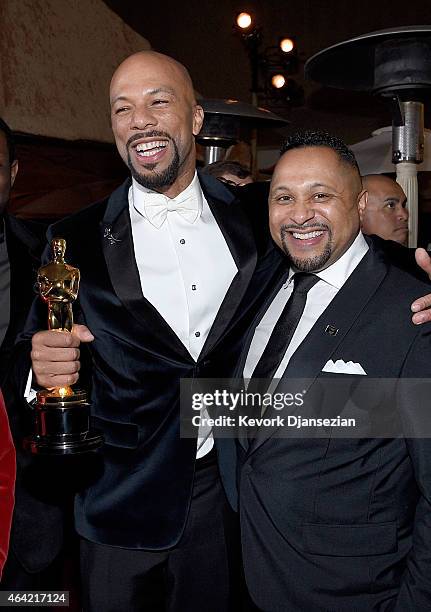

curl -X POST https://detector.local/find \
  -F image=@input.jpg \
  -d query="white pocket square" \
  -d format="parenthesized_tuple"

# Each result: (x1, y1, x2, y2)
(322, 359, 367, 375)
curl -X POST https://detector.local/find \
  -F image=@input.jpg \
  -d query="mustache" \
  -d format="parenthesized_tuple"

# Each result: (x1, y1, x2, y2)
(126, 130, 172, 149)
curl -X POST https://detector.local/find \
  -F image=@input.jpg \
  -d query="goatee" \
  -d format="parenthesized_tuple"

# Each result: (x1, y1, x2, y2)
(127, 134, 180, 192)
(280, 224, 333, 272)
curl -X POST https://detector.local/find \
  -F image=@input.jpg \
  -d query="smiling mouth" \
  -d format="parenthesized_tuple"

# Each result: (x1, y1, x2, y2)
(291, 230, 325, 240)
(134, 140, 169, 158)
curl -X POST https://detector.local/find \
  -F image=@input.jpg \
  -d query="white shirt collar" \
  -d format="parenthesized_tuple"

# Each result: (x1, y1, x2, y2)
(288, 231, 369, 290)
(130, 171, 203, 223)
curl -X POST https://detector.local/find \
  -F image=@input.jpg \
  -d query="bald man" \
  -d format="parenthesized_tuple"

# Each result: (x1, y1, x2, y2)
(361, 174, 409, 245)
(22, 50, 279, 611)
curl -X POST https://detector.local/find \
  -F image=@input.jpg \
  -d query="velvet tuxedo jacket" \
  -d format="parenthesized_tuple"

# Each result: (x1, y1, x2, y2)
(17, 174, 284, 550)
(238, 237, 431, 612)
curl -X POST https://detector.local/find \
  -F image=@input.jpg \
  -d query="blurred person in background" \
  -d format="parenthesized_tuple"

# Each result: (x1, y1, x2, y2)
(202, 160, 253, 186)
(361, 174, 408, 245)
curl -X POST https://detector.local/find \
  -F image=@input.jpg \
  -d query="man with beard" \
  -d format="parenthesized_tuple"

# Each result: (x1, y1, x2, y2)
(21, 50, 281, 611)
(238, 131, 431, 611)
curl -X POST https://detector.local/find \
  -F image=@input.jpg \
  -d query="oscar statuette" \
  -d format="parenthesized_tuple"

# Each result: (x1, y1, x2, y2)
(24, 238, 103, 454)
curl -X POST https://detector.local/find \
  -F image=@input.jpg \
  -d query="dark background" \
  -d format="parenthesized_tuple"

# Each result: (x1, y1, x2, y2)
(104, 0, 431, 141)
(9, 1, 431, 221)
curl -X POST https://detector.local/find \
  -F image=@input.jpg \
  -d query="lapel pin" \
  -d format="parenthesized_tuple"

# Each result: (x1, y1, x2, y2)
(325, 324, 339, 336)
(103, 226, 121, 245)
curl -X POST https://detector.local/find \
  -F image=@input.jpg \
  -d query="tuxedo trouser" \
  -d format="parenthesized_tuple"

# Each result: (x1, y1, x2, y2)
(80, 449, 242, 612)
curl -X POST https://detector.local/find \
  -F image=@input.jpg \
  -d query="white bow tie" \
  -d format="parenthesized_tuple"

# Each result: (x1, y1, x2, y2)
(140, 192, 201, 229)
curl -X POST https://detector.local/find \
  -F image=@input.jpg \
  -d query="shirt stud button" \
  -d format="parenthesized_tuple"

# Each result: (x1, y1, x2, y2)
(180, 239, 185, 245)
(195, 331, 201, 337)
(192, 284, 196, 291)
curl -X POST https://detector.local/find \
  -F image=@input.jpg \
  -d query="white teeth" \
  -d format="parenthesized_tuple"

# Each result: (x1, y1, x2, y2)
(139, 149, 163, 157)
(135, 141, 167, 153)
(292, 231, 324, 240)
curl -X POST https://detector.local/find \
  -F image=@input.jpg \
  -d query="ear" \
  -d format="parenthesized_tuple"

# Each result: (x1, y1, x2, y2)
(357, 189, 367, 222)
(10, 159, 18, 188)
(192, 105, 204, 136)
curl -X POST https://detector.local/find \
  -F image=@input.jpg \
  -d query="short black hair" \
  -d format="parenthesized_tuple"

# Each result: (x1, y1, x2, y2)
(202, 160, 251, 180)
(280, 130, 359, 174)
(0, 117, 16, 164)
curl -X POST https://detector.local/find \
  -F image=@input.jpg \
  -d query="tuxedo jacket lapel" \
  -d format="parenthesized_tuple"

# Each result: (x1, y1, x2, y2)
(234, 255, 288, 454)
(286, 244, 387, 380)
(249, 241, 389, 454)
(100, 180, 193, 361)
(235, 263, 289, 381)
(195, 174, 258, 360)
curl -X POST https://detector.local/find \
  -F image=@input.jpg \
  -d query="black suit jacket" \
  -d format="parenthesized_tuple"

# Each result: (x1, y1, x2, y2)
(16, 173, 284, 550)
(0, 215, 42, 385)
(1, 214, 64, 574)
(238, 237, 431, 612)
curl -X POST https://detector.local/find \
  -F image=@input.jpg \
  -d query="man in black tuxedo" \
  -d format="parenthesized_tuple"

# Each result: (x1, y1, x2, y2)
(22, 51, 281, 611)
(238, 130, 431, 611)
(0, 118, 65, 590)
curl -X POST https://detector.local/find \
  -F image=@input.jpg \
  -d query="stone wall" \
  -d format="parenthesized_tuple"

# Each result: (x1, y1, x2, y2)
(0, 0, 151, 142)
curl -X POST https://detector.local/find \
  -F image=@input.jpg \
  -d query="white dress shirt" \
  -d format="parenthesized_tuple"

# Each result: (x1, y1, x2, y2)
(130, 172, 237, 457)
(244, 232, 369, 380)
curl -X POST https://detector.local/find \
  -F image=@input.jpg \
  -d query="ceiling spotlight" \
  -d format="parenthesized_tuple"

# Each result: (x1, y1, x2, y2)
(280, 37, 295, 53)
(236, 12, 253, 30)
(271, 74, 286, 89)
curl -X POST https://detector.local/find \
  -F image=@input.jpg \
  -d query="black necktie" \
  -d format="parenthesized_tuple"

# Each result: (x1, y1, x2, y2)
(251, 273, 319, 386)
